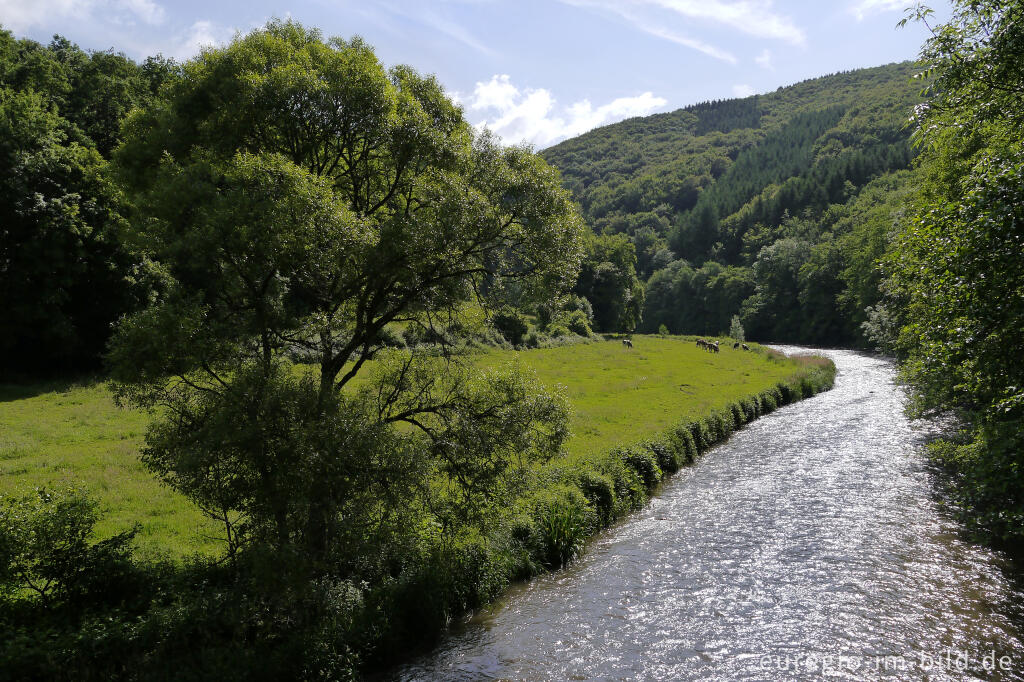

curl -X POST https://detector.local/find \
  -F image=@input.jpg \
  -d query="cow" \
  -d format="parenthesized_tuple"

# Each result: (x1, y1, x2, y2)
(733, 341, 740, 349)
(622, 338, 633, 348)
(741, 343, 750, 351)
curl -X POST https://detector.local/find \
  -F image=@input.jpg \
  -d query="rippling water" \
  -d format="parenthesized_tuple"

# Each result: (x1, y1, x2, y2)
(393, 350, 1024, 680)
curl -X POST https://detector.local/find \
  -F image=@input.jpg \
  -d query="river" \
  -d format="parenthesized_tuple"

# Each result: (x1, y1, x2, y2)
(393, 349, 1024, 680)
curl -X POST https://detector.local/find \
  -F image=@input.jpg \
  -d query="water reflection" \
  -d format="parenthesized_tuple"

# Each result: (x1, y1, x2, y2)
(394, 350, 1024, 680)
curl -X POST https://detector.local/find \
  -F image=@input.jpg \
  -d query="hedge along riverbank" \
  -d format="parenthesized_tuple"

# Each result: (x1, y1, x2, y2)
(358, 352, 836, 672)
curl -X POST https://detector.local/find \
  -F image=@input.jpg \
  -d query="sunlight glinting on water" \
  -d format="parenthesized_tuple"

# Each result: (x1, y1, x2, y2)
(395, 350, 1024, 681)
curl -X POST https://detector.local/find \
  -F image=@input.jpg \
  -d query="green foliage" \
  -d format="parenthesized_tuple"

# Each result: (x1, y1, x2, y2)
(573, 232, 644, 332)
(0, 487, 137, 608)
(728, 315, 745, 341)
(543, 63, 923, 345)
(879, 1, 1024, 545)
(492, 308, 529, 346)
(109, 19, 583, 567)
(0, 30, 170, 375)
(0, 338, 834, 678)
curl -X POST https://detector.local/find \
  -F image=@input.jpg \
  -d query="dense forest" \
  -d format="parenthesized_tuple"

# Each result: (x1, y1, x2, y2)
(542, 62, 923, 345)
(0, 32, 176, 375)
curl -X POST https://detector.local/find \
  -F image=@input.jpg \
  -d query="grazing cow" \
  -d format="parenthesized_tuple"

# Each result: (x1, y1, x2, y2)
(733, 341, 740, 349)
(696, 338, 706, 350)
(711, 341, 720, 353)
(623, 338, 633, 348)
(741, 343, 750, 351)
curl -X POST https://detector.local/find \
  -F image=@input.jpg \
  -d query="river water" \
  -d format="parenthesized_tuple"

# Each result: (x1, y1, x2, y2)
(394, 349, 1024, 680)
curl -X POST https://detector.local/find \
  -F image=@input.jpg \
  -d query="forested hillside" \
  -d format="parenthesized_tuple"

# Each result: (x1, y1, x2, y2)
(541, 63, 922, 345)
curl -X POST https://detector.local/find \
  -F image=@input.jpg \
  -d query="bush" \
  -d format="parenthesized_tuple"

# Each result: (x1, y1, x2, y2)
(576, 471, 616, 525)
(0, 487, 139, 609)
(562, 295, 594, 323)
(374, 325, 406, 349)
(619, 446, 662, 490)
(729, 315, 745, 342)
(492, 309, 529, 346)
(563, 310, 592, 336)
(547, 323, 571, 339)
(531, 487, 596, 568)
(534, 302, 554, 330)
(646, 440, 680, 474)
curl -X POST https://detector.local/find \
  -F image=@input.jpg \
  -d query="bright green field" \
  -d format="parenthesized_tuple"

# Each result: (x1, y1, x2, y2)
(0, 336, 807, 558)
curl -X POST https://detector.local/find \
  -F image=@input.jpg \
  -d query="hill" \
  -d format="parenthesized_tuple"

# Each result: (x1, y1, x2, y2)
(541, 63, 923, 345)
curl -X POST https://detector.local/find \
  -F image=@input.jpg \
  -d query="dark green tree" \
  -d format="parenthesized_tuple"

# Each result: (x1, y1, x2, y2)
(108, 21, 582, 568)
(0, 86, 141, 373)
(573, 233, 643, 332)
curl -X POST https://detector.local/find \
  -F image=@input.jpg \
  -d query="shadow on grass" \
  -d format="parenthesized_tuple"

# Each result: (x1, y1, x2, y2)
(0, 375, 102, 403)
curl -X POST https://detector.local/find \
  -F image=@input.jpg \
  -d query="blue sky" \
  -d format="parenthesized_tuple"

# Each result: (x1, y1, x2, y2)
(0, 0, 941, 148)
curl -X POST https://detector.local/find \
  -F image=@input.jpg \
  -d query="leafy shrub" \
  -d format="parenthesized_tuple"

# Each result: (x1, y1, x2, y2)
(688, 419, 713, 454)
(374, 325, 406, 349)
(576, 471, 616, 525)
(0, 487, 138, 609)
(534, 302, 554, 330)
(646, 440, 680, 474)
(531, 487, 596, 568)
(547, 323, 571, 339)
(563, 310, 592, 336)
(729, 315, 745, 342)
(562, 295, 594, 323)
(668, 425, 698, 463)
(491, 309, 529, 346)
(619, 446, 662, 489)
(729, 402, 745, 427)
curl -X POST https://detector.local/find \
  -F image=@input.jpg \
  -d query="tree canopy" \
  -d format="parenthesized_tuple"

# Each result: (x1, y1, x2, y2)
(109, 20, 584, 567)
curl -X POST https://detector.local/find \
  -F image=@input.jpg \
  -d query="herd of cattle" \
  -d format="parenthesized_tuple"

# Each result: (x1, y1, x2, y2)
(620, 338, 750, 352)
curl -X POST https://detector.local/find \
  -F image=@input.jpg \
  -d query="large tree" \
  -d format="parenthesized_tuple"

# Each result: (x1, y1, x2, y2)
(109, 21, 583, 568)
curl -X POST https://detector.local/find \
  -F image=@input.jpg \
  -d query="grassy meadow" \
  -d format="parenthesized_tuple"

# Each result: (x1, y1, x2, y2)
(0, 336, 815, 559)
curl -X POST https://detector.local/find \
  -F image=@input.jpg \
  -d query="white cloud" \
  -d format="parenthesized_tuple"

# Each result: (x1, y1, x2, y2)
(850, 0, 908, 21)
(465, 74, 667, 147)
(170, 20, 235, 60)
(0, 0, 164, 31)
(563, 0, 805, 50)
(649, 0, 804, 44)
(115, 0, 164, 25)
(755, 48, 773, 70)
(732, 84, 756, 97)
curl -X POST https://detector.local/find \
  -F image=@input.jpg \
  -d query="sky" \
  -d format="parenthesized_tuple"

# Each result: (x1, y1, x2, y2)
(0, 0, 942, 148)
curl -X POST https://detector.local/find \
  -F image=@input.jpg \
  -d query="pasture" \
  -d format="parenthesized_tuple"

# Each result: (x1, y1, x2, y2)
(0, 337, 808, 558)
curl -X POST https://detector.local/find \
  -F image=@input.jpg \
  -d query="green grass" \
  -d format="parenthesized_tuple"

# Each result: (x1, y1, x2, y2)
(472, 336, 801, 457)
(0, 336, 813, 558)
(0, 380, 219, 559)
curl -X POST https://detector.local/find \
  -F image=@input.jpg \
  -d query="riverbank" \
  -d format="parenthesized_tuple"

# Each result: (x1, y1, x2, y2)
(360, 343, 835, 673)
(0, 337, 828, 559)
(394, 349, 1024, 681)
(0, 338, 834, 678)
